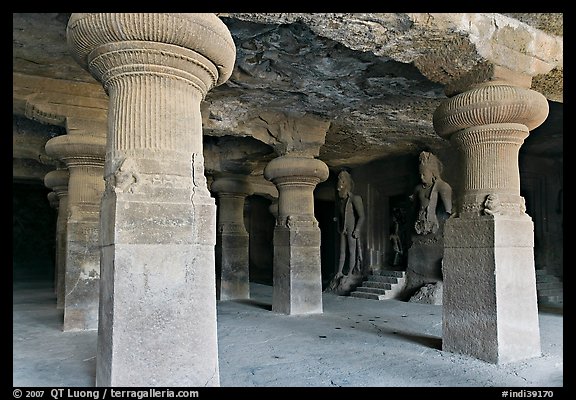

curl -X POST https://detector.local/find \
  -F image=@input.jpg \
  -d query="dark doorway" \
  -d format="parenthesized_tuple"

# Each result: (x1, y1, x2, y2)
(13, 182, 57, 285)
(246, 195, 275, 286)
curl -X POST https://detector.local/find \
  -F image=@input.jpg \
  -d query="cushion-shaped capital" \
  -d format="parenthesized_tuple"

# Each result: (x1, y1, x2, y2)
(264, 156, 329, 183)
(67, 13, 236, 86)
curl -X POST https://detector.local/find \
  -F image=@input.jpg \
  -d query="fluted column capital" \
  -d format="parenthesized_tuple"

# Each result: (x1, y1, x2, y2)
(67, 13, 236, 97)
(264, 156, 329, 185)
(433, 70, 550, 218)
(264, 155, 328, 229)
(211, 175, 254, 197)
(433, 83, 549, 139)
(45, 133, 106, 168)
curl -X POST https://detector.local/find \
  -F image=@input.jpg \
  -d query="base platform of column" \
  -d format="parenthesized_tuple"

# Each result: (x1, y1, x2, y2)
(97, 243, 220, 387)
(272, 226, 323, 315)
(442, 215, 541, 364)
(217, 233, 250, 301)
(63, 218, 100, 332)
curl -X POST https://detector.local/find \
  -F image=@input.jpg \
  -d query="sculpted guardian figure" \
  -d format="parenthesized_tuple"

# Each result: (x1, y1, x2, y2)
(334, 170, 365, 278)
(410, 151, 452, 235)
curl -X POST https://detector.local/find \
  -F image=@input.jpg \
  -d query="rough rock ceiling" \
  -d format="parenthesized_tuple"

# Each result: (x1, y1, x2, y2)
(13, 13, 563, 177)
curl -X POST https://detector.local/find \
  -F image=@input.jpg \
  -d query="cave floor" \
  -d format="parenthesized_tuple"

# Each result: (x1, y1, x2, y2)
(13, 280, 563, 391)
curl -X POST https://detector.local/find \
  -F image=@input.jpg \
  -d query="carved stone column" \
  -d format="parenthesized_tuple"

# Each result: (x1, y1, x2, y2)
(211, 175, 254, 301)
(433, 69, 549, 363)
(44, 168, 70, 310)
(46, 191, 59, 293)
(264, 156, 329, 315)
(67, 13, 236, 386)
(45, 119, 106, 332)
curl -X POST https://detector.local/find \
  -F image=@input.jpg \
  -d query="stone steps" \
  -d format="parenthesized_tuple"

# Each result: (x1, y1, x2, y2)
(350, 270, 406, 301)
(535, 269, 563, 306)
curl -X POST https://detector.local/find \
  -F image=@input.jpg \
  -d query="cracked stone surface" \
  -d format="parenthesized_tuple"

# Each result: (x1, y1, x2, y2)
(13, 13, 562, 179)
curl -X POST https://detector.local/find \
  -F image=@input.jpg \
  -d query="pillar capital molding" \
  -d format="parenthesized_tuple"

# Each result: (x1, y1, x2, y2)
(211, 174, 254, 197)
(45, 133, 106, 168)
(433, 83, 549, 139)
(255, 111, 330, 158)
(264, 155, 328, 231)
(67, 13, 236, 96)
(264, 156, 329, 185)
(443, 64, 535, 97)
(433, 69, 550, 219)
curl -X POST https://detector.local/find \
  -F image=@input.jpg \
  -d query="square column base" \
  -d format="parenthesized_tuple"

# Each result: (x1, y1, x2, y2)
(217, 233, 250, 301)
(63, 217, 100, 331)
(97, 195, 219, 386)
(97, 243, 219, 386)
(442, 216, 541, 363)
(272, 226, 323, 315)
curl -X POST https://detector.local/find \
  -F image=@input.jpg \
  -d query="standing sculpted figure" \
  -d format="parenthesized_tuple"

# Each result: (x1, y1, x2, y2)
(410, 151, 452, 235)
(334, 170, 365, 278)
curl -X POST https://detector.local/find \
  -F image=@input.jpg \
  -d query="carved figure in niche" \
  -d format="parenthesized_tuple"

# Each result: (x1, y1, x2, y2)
(112, 158, 139, 194)
(410, 151, 452, 235)
(389, 207, 406, 267)
(483, 193, 501, 216)
(334, 170, 365, 278)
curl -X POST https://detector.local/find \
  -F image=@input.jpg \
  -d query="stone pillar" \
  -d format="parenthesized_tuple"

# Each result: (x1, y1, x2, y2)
(45, 120, 106, 332)
(433, 71, 549, 363)
(47, 191, 59, 294)
(264, 156, 329, 315)
(211, 175, 254, 301)
(67, 13, 236, 386)
(44, 169, 70, 310)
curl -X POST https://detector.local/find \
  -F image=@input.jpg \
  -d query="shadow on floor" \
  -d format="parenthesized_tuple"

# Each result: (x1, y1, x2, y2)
(231, 299, 273, 311)
(393, 331, 442, 350)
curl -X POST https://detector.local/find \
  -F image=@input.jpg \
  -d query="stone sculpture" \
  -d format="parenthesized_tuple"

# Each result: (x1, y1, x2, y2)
(326, 170, 365, 293)
(410, 151, 452, 235)
(403, 151, 453, 303)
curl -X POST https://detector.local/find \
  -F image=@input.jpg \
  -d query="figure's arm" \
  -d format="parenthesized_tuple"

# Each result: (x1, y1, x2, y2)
(352, 195, 365, 238)
(438, 181, 453, 214)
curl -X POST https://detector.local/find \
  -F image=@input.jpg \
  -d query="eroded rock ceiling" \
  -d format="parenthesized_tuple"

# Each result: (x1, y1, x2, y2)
(13, 13, 563, 178)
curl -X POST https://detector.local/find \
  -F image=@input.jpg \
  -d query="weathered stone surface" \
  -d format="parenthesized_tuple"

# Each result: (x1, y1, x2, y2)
(99, 244, 219, 386)
(43, 169, 70, 310)
(13, 13, 563, 176)
(409, 282, 443, 305)
(67, 12, 235, 386)
(436, 76, 544, 364)
(45, 127, 106, 331)
(212, 175, 253, 301)
(272, 226, 324, 314)
(443, 217, 541, 363)
(265, 156, 329, 314)
(203, 135, 275, 178)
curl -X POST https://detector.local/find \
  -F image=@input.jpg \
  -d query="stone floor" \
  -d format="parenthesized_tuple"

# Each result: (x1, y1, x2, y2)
(13, 279, 563, 391)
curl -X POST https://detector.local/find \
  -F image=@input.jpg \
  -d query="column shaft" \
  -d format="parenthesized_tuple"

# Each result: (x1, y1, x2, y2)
(44, 169, 70, 310)
(98, 56, 216, 387)
(45, 134, 106, 332)
(65, 164, 104, 331)
(67, 13, 236, 386)
(433, 81, 549, 363)
(264, 156, 328, 315)
(212, 176, 253, 301)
